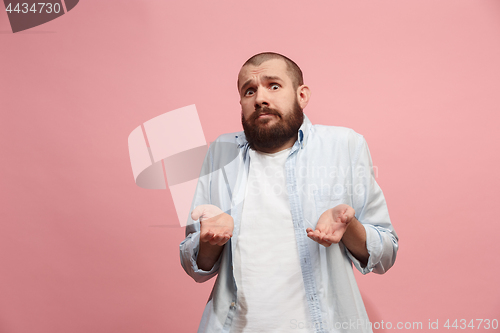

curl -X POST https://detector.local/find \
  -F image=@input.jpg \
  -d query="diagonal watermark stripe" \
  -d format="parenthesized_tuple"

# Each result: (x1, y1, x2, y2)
(128, 105, 240, 227)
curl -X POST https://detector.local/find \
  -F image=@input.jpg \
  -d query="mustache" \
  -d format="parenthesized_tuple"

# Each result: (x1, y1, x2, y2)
(246, 107, 281, 122)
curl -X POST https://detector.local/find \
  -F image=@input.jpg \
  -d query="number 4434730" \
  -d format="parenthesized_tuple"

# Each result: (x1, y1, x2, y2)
(444, 319, 498, 330)
(5, 3, 62, 14)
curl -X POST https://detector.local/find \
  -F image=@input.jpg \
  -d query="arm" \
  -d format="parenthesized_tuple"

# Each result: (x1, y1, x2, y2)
(198, 241, 225, 271)
(179, 145, 221, 283)
(341, 217, 368, 267)
(347, 134, 398, 274)
(181, 206, 231, 283)
(179, 136, 237, 282)
(307, 133, 398, 274)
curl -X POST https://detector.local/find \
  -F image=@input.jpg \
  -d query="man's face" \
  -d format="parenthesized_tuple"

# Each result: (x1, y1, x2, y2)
(238, 58, 304, 152)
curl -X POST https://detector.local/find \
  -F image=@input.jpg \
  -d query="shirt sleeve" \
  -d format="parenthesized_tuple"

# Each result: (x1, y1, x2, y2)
(345, 133, 399, 274)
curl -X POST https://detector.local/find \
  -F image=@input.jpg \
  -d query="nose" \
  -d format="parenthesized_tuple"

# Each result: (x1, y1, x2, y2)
(254, 88, 270, 109)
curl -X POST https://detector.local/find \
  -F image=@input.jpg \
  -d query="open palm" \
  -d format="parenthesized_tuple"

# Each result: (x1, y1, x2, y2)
(306, 204, 355, 247)
(192, 204, 234, 246)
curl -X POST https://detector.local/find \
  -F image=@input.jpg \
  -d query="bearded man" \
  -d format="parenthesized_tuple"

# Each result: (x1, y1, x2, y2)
(180, 52, 398, 333)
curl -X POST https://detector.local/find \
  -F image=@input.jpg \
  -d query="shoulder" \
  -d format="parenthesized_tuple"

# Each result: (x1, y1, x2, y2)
(310, 124, 365, 145)
(213, 131, 244, 144)
(308, 124, 369, 163)
(206, 131, 243, 165)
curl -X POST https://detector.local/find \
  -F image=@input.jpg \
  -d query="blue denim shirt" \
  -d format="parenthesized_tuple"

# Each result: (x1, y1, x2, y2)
(180, 114, 398, 333)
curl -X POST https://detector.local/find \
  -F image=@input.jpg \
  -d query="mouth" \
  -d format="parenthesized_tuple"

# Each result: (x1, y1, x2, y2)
(258, 113, 275, 118)
(256, 109, 281, 119)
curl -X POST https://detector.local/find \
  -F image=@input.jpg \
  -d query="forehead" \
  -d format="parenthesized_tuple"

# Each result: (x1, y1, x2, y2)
(238, 58, 291, 90)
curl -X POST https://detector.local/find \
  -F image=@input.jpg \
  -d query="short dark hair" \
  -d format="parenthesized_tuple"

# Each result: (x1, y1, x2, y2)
(241, 52, 304, 89)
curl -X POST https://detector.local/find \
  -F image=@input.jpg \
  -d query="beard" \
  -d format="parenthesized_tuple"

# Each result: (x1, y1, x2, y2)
(242, 99, 304, 152)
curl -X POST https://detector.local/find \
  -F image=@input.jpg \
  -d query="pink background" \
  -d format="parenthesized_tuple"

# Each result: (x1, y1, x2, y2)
(1, 0, 499, 332)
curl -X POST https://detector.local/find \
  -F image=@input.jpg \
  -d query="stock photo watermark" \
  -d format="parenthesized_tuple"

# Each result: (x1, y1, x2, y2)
(247, 164, 379, 198)
(290, 318, 499, 331)
(3, 0, 79, 33)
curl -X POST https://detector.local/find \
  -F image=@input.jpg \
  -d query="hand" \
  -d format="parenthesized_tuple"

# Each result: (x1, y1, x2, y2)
(306, 204, 356, 247)
(191, 204, 234, 246)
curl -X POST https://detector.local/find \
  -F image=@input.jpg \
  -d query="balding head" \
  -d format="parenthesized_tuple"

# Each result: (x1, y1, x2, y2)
(239, 52, 304, 90)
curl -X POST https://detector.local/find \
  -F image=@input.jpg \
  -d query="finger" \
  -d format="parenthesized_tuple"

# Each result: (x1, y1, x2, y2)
(314, 230, 325, 238)
(319, 234, 333, 246)
(308, 233, 331, 247)
(346, 210, 354, 222)
(311, 232, 328, 245)
(339, 212, 348, 224)
(200, 231, 214, 243)
(209, 234, 223, 245)
(307, 233, 319, 242)
(192, 204, 224, 221)
(311, 230, 321, 240)
(201, 231, 214, 242)
(319, 240, 332, 247)
(307, 228, 319, 235)
(191, 205, 206, 221)
(216, 235, 231, 246)
(324, 234, 341, 244)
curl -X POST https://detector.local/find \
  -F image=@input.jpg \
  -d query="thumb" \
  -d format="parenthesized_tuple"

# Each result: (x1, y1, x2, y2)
(342, 212, 349, 224)
(343, 209, 355, 224)
(191, 205, 207, 221)
(191, 204, 223, 221)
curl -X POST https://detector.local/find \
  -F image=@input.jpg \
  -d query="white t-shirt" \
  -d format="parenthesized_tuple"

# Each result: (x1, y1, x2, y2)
(231, 147, 312, 333)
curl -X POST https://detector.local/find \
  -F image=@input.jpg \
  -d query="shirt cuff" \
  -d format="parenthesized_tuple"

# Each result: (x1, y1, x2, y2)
(345, 224, 383, 275)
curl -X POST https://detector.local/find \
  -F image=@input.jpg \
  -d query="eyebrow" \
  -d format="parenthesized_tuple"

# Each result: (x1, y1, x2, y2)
(240, 79, 253, 94)
(239, 75, 284, 94)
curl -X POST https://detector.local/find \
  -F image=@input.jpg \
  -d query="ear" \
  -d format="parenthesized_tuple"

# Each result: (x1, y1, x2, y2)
(296, 85, 311, 109)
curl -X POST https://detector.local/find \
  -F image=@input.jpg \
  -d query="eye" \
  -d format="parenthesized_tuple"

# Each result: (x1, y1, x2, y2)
(270, 83, 280, 90)
(244, 88, 255, 96)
